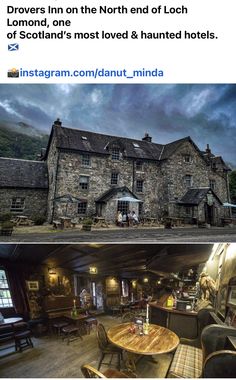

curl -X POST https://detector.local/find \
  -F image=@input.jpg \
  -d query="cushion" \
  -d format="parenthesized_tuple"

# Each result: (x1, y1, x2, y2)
(168, 344, 202, 378)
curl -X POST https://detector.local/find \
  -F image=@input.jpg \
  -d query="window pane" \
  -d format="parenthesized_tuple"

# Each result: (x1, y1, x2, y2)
(0, 269, 13, 308)
(111, 172, 118, 185)
(81, 154, 90, 166)
(11, 197, 25, 212)
(79, 176, 89, 190)
(111, 148, 120, 160)
(78, 202, 87, 214)
(136, 180, 143, 192)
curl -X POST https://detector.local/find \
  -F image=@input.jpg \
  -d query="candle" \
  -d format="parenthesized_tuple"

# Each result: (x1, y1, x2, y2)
(73, 299, 76, 307)
(146, 304, 149, 319)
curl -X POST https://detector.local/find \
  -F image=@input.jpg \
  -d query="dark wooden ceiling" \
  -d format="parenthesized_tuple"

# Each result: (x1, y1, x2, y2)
(0, 244, 213, 278)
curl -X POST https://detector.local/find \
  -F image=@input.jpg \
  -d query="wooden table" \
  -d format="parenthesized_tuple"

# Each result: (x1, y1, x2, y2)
(63, 313, 89, 337)
(107, 322, 179, 372)
(93, 217, 109, 228)
(142, 217, 158, 226)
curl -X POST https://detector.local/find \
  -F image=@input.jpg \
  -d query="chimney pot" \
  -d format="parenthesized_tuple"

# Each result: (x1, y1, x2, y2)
(142, 132, 152, 142)
(53, 118, 62, 127)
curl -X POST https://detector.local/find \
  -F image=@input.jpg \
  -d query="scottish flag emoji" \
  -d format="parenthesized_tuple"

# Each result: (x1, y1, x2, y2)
(8, 43, 19, 51)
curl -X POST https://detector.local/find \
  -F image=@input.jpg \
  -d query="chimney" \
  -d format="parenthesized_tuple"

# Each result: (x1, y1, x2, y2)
(53, 118, 62, 127)
(206, 144, 211, 155)
(142, 132, 152, 142)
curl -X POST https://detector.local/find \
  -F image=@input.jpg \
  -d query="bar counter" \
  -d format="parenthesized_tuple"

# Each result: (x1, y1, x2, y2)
(149, 302, 198, 339)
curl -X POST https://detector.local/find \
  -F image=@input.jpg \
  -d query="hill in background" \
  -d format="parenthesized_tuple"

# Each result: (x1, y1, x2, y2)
(0, 121, 48, 160)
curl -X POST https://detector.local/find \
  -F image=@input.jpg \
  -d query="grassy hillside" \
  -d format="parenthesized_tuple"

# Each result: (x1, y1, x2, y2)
(0, 127, 49, 160)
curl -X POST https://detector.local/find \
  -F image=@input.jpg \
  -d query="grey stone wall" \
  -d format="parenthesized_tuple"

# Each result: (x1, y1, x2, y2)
(159, 140, 229, 217)
(46, 137, 229, 223)
(0, 188, 48, 220)
(46, 132, 60, 222)
(51, 149, 162, 221)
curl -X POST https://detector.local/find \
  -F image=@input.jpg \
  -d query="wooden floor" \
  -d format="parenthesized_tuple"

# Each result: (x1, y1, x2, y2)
(0, 315, 172, 378)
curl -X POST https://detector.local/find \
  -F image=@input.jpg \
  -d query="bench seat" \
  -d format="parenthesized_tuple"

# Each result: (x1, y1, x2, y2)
(168, 344, 202, 378)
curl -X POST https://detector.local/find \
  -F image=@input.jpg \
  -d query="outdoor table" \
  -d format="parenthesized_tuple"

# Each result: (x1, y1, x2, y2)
(13, 216, 33, 226)
(142, 217, 158, 226)
(107, 322, 179, 372)
(59, 217, 72, 228)
(93, 217, 109, 227)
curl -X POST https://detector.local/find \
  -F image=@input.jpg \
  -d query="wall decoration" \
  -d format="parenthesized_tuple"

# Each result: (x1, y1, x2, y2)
(26, 281, 39, 291)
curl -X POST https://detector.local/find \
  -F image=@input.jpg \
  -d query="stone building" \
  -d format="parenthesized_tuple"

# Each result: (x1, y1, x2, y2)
(0, 119, 231, 225)
(0, 157, 48, 219)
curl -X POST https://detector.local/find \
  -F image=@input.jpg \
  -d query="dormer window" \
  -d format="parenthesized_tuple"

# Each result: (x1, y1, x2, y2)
(183, 154, 192, 163)
(111, 147, 120, 160)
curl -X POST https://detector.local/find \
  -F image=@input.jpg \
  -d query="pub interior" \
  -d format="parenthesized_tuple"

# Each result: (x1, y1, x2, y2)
(0, 243, 236, 378)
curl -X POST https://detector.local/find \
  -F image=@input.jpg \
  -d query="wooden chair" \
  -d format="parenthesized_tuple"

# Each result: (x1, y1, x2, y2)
(121, 312, 135, 323)
(96, 324, 123, 371)
(81, 364, 135, 378)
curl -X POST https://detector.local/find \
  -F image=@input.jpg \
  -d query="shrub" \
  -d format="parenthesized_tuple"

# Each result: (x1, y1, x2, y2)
(0, 213, 12, 222)
(82, 218, 93, 225)
(1, 221, 14, 229)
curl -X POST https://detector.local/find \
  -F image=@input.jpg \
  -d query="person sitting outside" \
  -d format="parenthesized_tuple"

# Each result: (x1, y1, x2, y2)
(127, 210, 133, 227)
(122, 212, 127, 227)
(132, 211, 139, 226)
(117, 211, 123, 227)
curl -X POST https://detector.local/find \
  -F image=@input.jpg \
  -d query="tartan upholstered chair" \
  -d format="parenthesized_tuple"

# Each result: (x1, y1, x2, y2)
(167, 323, 236, 378)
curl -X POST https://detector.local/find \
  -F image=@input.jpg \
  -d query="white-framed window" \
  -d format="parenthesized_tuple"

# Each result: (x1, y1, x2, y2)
(81, 154, 91, 166)
(111, 148, 120, 160)
(209, 179, 216, 190)
(111, 172, 119, 185)
(79, 176, 89, 190)
(136, 161, 143, 171)
(10, 197, 25, 212)
(0, 269, 13, 308)
(184, 175, 193, 188)
(136, 180, 144, 193)
(78, 201, 87, 214)
(183, 154, 192, 163)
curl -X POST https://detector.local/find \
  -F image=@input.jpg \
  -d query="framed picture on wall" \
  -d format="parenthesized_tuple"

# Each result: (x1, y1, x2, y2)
(26, 281, 39, 291)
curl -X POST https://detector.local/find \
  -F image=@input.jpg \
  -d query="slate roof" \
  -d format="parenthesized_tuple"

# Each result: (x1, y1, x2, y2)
(53, 126, 163, 160)
(179, 188, 223, 205)
(52, 126, 227, 168)
(0, 157, 48, 189)
(96, 186, 139, 203)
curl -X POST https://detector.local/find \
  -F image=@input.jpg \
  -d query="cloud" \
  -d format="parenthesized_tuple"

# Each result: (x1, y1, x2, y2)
(0, 84, 235, 166)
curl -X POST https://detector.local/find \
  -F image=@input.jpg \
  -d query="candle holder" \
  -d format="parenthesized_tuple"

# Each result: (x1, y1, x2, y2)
(143, 318, 149, 335)
(71, 306, 78, 318)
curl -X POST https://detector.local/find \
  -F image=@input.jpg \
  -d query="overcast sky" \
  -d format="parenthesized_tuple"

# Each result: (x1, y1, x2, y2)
(0, 84, 235, 166)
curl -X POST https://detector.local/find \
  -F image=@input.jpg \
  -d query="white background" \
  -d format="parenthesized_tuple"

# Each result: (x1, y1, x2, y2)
(0, 0, 236, 83)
